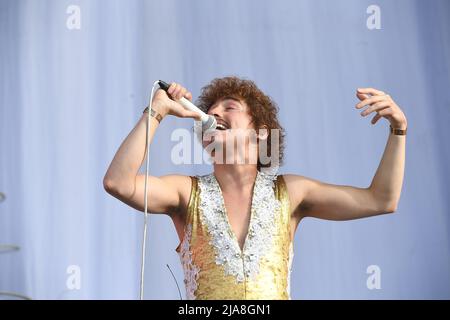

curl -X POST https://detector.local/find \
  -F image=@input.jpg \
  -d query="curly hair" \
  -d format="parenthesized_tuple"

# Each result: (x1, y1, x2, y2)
(196, 76, 285, 170)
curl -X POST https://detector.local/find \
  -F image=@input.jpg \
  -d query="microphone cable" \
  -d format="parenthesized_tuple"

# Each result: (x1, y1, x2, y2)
(139, 80, 160, 300)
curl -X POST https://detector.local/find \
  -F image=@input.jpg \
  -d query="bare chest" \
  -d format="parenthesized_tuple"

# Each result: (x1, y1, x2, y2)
(221, 192, 253, 251)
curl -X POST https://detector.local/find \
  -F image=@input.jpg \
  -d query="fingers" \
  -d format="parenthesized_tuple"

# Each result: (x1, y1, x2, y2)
(371, 113, 382, 125)
(167, 83, 181, 99)
(360, 101, 390, 116)
(357, 87, 385, 96)
(356, 92, 369, 101)
(356, 87, 388, 125)
(183, 110, 202, 121)
(375, 107, 393, 117)
(370, 105, 393, 125)
(356, 95, 386, 109)
(355, 87, 405, 127)
(167, 82, 192, 101)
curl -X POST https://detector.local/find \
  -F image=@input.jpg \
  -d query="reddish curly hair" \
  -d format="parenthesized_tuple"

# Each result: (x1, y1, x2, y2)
(196, 76, 285, 170)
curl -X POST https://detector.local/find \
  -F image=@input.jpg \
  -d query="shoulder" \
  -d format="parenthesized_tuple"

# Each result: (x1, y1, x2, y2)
(282, 173, 319, 188)
(281, 173, 311, 185)
(278, 173, 316, 211)
(159, 174, 195, 214)
(160, 174, 193, 192)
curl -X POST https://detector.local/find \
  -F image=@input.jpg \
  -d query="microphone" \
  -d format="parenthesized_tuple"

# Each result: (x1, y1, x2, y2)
(158, 80, 217, 131)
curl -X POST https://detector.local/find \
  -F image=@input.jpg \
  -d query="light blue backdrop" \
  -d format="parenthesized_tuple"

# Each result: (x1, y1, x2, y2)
(1, 0, 449, 299)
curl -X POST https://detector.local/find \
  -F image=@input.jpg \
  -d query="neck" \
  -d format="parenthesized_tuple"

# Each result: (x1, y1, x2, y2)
(213, 164, 258, 192)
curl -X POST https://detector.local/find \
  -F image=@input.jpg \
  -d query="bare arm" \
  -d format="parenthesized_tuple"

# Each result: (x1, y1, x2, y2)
(286, 87, 407, 221)
(103, 83, 201, 216)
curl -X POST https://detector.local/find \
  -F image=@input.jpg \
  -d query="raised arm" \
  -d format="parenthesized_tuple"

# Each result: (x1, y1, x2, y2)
(103, 83, 201, 217)
(285, 87, 407, 221)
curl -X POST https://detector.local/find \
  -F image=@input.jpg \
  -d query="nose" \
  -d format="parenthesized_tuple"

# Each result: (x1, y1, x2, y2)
(208, 106, 223, 119)
(212, 111, 221, 119)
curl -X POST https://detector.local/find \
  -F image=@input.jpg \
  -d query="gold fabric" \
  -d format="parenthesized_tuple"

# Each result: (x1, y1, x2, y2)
(175, 173, 293, 300)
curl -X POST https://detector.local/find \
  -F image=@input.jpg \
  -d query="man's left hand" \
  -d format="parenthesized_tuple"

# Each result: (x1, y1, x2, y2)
(356, 87, 407, 130)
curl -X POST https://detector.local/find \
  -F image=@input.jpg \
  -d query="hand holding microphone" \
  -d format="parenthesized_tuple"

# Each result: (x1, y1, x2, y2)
(151, 80, 217, 131)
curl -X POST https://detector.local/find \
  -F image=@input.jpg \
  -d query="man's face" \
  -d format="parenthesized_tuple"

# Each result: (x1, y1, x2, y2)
(202, 97, 260, 165)
(209, 96, 253, 129)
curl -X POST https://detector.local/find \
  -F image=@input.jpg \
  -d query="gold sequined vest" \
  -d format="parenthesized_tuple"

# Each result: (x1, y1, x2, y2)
(175, 171, 294, 299)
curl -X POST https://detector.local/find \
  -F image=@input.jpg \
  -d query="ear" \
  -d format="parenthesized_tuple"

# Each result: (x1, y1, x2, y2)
(257, 125, 269, 140)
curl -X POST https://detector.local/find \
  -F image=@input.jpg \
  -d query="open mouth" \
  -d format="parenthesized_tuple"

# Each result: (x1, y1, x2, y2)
(215, 120, 230, 131)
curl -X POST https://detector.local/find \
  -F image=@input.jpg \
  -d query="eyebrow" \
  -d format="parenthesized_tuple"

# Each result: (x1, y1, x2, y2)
(208, 96, 243, 112)
(221, 96, 242, 104)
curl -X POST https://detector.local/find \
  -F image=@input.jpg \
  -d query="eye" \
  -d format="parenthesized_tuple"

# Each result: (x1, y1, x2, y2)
(226, 104, 241, 111)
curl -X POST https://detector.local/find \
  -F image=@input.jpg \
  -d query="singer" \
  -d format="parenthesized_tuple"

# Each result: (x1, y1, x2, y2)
(103, 76, 407, 299)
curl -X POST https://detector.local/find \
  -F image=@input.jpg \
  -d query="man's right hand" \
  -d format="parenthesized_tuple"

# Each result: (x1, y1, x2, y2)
(151, 82, 202, 121)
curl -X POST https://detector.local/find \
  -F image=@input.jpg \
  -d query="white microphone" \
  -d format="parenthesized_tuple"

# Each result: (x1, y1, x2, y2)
(158, 80, 217, 131)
